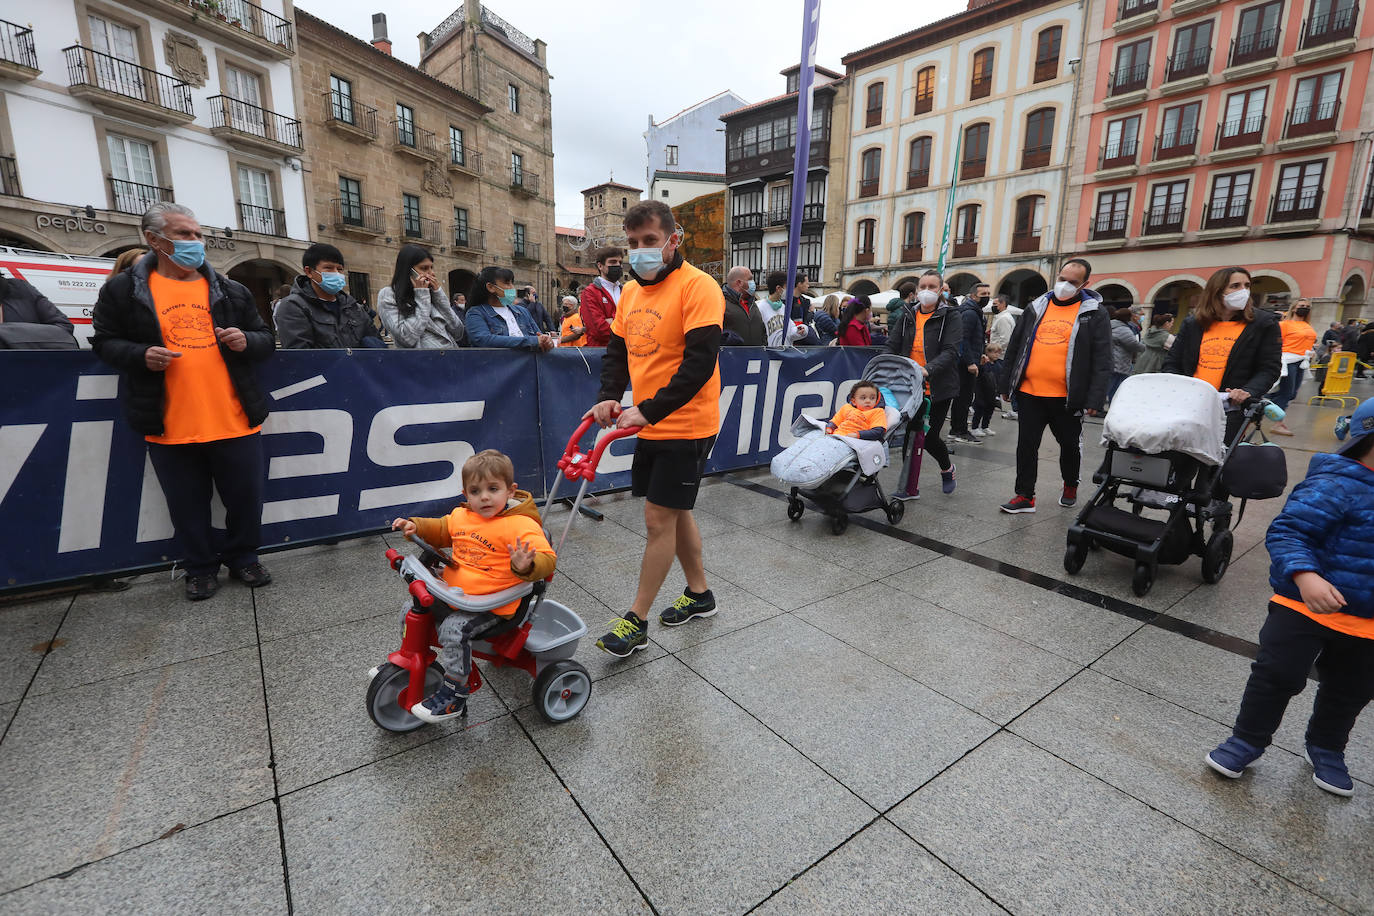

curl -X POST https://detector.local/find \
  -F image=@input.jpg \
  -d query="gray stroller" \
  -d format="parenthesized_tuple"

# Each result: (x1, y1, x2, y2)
(771, 354, 925, 534)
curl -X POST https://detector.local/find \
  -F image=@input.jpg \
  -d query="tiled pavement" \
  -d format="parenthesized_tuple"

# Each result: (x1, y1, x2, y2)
(1, 393, 1371, 915)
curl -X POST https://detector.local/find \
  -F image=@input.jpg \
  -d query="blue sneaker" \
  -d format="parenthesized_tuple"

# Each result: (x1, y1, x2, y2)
(1205, 735, 1264, 778)
(941, 464, 956, 495)
(596, 613, 649, 657)
(1305, 744, 1355, 797)
(410, 675, 468, 723)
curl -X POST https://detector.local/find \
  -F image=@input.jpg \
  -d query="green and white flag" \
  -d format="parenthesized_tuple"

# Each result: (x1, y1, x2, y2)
(937, 130, 962, 274)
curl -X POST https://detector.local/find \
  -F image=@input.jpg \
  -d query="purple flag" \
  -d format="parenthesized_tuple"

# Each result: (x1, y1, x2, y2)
(783, 0, 822, 346)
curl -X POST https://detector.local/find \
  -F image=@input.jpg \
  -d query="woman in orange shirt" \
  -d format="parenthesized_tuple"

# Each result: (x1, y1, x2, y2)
(1163, 266, 1282, 445)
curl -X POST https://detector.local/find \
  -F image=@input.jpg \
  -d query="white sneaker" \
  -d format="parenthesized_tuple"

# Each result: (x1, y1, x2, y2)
(1002, 410, 1018, 420)
(983, 427, 997, 436)
(969, 429, 987, 440)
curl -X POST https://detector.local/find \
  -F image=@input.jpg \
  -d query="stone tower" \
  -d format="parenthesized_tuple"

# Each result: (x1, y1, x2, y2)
(580, 180, 642, 248)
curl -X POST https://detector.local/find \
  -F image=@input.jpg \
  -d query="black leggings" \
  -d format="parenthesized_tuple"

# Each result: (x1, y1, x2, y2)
(902, 397, 953, 495)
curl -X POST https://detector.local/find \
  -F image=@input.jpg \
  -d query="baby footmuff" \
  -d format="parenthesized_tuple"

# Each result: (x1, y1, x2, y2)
(771, 354, 925, 534)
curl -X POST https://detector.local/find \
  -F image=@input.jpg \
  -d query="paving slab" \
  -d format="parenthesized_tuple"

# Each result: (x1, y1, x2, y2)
(0, 647, 273, 893)
(281, 716, 648, 916)
(753, 819, 1003, 916)
(28, 578, 256, 697)
(1010, 669, 1374, 913)
(891, 732, 1336, 915)
(698, 527, 871, 611)
(572, 490, 743, 539)
(795, 582, 1080, 723)
(260, 612, 507, 793)
(680, 613, 996, 809)
(883, 555, 1141, 665)
(253, 536, 399, 643)
(1166, 544, 1275, 641)
(0, 802, 287, 915)
(748, 508, 941, 573)
(0, 596, 70, 703)
(0, 700, 15, 735)
(516, 654, 873, 915)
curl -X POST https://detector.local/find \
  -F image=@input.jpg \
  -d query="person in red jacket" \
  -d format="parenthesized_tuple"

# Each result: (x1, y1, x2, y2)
(837, 296, 873, 346)
(579, 246, 624, 347)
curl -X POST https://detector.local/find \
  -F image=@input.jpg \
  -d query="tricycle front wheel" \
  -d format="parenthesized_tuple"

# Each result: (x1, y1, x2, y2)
(366, 661, 444, 733)
(532, 660, 592, 724)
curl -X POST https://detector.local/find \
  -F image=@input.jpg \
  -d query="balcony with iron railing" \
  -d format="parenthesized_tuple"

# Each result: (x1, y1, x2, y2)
(237, 201, 286, 237)
(401, 214, 441, 244)
(1203, 195, 1251, 230)
(448, 147, 481, 176)
(1165, 47, 1210, 82)
(64, 45, 194, 124)
(513, 241, 541, 262)
(393, 122, 439, 160)
(953, 236, 978, 259)
(1021, 144, 1052, 170)
(969, 74, 992, 100)
(907, 167, 930, 190)
(109, 177, 173, 215)
(960, 156, 987, 180)
(1110, 62, 1150, 96)
(511, 168, 540, 196)
(900, 243, 923, 263)
(125, 0, 294, 58)
(452, 226, 485, 251)
(858, 177, 879, 198)
(1229, 27, 1280, 67)
(1, 155, 20, 196)
(731, 212, 764, 232)
(855, 246, 875, 267)
(1155, 127, 1199, 159)
(1117, 0, 1159, 20)
(1270, 188, 1323, 222)
(766, 205, 790, 227)
(208, 95, 302, 154)
(1092, 212, 1130, 240)
(1100, 138, 1139, 169)
(1216, 113, 1266, 150)
(1284, 98, 1340, 139)
(1012, 229, 1042, 253)
(323, 91, 378, 141)
(1300, 4, 1358, 48)
(0, 18, 38, 80)
(331, 198, 384, 234)
(802, 202, 825, 223)
(1143, 203, 1186, 234)
(1362, 188, 1373, 219)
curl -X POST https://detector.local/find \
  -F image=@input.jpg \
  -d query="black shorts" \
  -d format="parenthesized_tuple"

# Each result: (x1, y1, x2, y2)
(631, 436, 717, 510)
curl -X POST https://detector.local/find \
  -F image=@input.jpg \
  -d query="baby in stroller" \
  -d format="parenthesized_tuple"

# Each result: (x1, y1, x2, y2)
(772, 354, 924, 534)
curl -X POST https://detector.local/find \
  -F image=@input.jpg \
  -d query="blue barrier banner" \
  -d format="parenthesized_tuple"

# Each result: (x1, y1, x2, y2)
(1, 346, 875, 591)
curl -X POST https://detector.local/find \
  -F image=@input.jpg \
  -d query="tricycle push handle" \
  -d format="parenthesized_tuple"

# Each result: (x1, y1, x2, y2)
(557, 409, 641, 482)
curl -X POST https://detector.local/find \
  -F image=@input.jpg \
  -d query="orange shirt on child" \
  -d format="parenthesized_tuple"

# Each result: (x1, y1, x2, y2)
(829, 404, 887, 438)
(1019, 302, 1079, 399)
(1194, 320, 1243, 390)
(145, 271, 258, 445)
(1271, 593, 1374, 640)
(442, 506, 555, 617)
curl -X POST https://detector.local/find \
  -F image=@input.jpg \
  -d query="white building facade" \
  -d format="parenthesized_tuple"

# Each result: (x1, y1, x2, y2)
(649, 170, 726, 207)
(643, 89, 748, 188)
(0, 0, 310, 311)
(837, 0, 1085, 305)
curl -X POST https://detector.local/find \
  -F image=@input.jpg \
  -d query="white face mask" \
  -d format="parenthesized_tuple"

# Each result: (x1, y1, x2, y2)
(916, 289, 939, 307)
(1053, 280, 1079, 301)
(1223, 289, 1250, 311)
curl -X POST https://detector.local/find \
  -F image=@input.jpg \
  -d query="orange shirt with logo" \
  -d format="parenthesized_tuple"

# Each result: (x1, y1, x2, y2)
(612, 261, 725, 441)
(829, 404, 887, 438)
(145, 271, 257, 445)
(559, 314, 586, 347)
(1194, 320, 1243, 390)
(1271, 593, 1374, 640)
(907, 309, 932, 368)
(1279, 319, 1316, 356)
(1019, 302, 1079, 399)
(443, 507, 555, 617)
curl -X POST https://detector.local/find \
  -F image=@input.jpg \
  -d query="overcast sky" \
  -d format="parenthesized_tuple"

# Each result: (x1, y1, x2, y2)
(300, 0, 967, 227)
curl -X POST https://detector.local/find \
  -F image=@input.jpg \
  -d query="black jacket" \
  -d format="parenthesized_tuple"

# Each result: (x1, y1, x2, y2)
(1163, 307, 1282, 398)
(722, 284, 765, 347)
(518, 297, 554, 334)
(1003, 289, 1113, 413)
(956, 298, 985, 368)
(274, 275, 382, 349)
(887, 301, 962, 402)
(91, 252, 275, 435)
(0, 276, 74, 335)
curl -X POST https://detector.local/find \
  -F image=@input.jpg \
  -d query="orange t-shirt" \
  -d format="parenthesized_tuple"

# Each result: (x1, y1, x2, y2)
(1019, 302, 1079, 399)
(443, 506, 555, 617)
(907, 309, 932, 368)
(559, 314, 586, 347)
(1272, 593, 1374, 640)
(1279, 319, 1316, 357)
(611, 261, 724, 441)
(829, 404, 887, 437)
(1194, 320, 1243, 390)
(145, 271, 257, 445)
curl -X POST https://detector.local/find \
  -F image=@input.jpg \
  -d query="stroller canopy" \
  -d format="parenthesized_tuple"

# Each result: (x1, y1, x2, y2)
(861, 354, 924, 427)
(1103, 374, 1226, 465)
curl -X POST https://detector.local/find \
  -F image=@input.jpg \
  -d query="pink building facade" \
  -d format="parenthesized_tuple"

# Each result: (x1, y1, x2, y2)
(1066, 0, 1374, 325)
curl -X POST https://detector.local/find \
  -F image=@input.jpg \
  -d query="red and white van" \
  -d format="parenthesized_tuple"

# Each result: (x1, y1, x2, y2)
(0, 246, 115, 348)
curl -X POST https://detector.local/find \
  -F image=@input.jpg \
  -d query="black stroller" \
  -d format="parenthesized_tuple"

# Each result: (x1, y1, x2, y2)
(771, 354, 924, 534)
(1065, 374, 1287, 596)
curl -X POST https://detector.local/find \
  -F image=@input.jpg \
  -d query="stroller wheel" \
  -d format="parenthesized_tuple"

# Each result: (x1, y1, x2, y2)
(1064, 542, 1088, 575)
(533, 660, 592, 724)
(366, 661, 444, 733)
(1131, 563, 1155, 597)
(787, 498, 805, 521)
(830, 513, 849, 535)
(885, 498, 905, 525)
(1201, 529, 1234, 584)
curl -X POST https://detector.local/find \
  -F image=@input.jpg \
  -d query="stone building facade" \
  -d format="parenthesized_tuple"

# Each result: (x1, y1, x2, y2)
(673, 189, 726, 280)
(581, 180, 642, 248)
(553, 225, 596, 295)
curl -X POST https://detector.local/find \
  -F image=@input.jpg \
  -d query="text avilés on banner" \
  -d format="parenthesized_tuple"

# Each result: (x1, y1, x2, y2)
(781, 0, 823, 345)
(937, 129, 962, 275)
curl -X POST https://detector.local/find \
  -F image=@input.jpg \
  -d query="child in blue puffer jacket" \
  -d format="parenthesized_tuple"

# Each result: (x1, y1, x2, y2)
(1205, 400, 1374, 796)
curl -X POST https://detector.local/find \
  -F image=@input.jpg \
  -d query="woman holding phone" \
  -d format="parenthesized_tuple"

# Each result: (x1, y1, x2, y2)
(377, 244, 465, 348)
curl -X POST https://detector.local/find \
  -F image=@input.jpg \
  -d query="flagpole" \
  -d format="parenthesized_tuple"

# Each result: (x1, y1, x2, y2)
(782, 0, 822, 348)
(937, 130, 962, 275)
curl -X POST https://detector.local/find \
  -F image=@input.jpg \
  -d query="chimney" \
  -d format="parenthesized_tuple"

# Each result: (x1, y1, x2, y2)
(371, 13, 392, 55)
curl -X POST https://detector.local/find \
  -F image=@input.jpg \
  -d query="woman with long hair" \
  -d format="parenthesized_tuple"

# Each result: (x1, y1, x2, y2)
(377, 244, 464, 348)
(111, 248, 147, 275)
(814, 293, 841, 344)
(1164, 266, 1281, 444)
(837, 296, 872, 346)
(464, 265, 552, 350)
(886, 269, 962, 497)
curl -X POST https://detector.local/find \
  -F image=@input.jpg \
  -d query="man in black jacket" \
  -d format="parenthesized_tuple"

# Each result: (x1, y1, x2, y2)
(0, 273, 76, 347)
(999, 258, 1112, 514)
(275, 243, 385, 349)
(948, 282, 988, 442)
(91, 203, 275, 600)
(721, 266, 764, 346)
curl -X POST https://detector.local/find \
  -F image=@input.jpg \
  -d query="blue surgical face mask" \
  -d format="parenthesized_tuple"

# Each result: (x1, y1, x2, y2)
(628, 238, 672, 280)
(746, 280, 756, 294)
(156, 234, 205, 269)
(498, 287, 517, 307)
(316, 270, 347, 294)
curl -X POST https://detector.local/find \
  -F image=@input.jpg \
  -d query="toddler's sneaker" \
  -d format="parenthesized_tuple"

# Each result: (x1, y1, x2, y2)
(941, 464, 957, 494)
(1000, 495, 1036, 514)
(1205, 736, 1264, 778)
(1305, 744, 1355, 796)
(411, 675, 468, 723)
(597, 613, 649, 657)
(660, 590, 717, 626)
(1059, 485, 1078, 508)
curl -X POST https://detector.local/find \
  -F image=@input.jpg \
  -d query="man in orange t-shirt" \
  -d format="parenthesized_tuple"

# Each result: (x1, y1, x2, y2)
(587, 201, 724, 657)
(91, 203, 275, 601)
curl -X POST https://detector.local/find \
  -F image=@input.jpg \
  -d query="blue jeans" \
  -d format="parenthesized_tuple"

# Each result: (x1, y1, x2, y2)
(1271, 365, 1303, 412)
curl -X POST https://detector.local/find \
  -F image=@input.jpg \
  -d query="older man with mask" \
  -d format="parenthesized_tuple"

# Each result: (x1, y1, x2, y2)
(92, 202, 275, 600)
(721, 265, 764, 346)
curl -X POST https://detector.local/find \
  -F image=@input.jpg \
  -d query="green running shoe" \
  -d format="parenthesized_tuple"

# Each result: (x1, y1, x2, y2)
(659, 590, 717, 627)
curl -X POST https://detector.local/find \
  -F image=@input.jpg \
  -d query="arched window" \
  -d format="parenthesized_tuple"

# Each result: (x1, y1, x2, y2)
(865, 81, 884, 127)
(856, 218, 877, 266)
(1022, 108, 1055, 169)
(1035, 27, 1062, 82)
(954, 204, 979, 258)
(901, 212, 926, 262)
(962, 123, 990, 179)
(971, 48, 994, 100)
(908, 136, 932, 189)
(1013, 195, 1046, 252)
(859, 148, 881, 198)
(914, 66, 935, 114)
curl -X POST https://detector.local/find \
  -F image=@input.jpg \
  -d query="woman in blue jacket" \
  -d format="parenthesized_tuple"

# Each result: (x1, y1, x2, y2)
(465, 266, 553, 350)
(1205, 399, 1374, 797)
